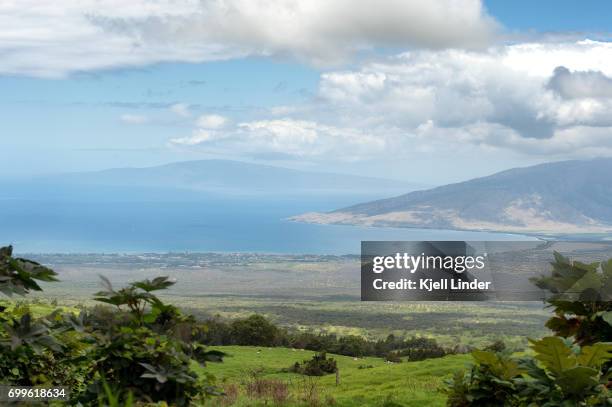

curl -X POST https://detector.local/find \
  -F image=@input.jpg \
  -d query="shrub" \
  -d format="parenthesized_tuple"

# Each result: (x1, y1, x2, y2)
(0, 246, 224, 406)
(77, 276, 224, 405)
(385, 352, 403, 363)
(289, 352, 338, 376)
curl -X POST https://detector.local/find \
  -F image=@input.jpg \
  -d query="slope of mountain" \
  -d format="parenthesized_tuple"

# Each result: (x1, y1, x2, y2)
(291, 158, 612, 234)
(28, 159, 425, 194)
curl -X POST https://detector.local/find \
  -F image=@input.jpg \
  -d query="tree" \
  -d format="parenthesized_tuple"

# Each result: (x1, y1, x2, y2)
(230, 314, 280, 346)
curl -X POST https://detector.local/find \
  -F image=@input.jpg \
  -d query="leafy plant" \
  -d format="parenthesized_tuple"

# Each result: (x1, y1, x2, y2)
(446, 252, 612, 406)
(531, 252, 612, 345)
(445, 350, 524, 406)
(76, 275, 224, 405)
(0, 245, 58, 296)
(0, 246, 87, 391)
(0, 246, 224, 406)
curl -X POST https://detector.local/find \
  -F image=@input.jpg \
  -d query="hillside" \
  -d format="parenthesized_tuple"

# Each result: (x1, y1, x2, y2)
(196, 346, 470, 406)
(292, 158, 612, 234)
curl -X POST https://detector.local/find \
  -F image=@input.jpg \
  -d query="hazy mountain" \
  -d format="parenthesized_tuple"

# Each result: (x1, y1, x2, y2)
(4, 160, 425, 199)
(292, 158, 612, 234)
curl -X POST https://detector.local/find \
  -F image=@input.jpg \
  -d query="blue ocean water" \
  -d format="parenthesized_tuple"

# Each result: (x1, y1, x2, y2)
(0, 194, 534, 254)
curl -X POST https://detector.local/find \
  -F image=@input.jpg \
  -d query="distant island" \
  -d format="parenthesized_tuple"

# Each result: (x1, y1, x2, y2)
(291, 158, 612, 235)
(24, 159, 426, 195)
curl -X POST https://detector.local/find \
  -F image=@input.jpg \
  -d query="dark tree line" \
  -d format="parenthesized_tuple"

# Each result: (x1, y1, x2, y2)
(195, 314, 453, 360)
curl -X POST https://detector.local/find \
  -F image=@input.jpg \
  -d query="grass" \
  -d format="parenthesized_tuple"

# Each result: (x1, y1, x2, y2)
(0, 299, 73, 317)
(194, 346, 472, 406)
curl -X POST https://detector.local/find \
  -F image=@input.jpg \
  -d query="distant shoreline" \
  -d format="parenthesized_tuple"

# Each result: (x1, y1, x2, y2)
(287, 216, 612, 242)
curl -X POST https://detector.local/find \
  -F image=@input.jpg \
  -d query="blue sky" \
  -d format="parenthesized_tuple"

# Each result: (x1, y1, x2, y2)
(486, 0, 612, 32)
(2, 1, 612, 184)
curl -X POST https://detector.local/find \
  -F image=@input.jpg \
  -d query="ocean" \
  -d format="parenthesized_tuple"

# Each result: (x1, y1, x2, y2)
(0, 193, 534, 254)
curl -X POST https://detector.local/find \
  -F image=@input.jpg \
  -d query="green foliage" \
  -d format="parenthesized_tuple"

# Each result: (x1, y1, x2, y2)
(94, 275, 175, 319)
(398, 337, 447, 361)
(517, 337, 612, 405)
(229, 314, 281, 346)
(0, 246, 87, 390)
(76, 276, 225, 405)
(446, 252, 612, 406)
(198, 316, 453, 362)
(288, 352, 338, 376)
(0, 245, 58, 296)
(446, 338, 612, 406)
(532, 252, 612, 345)
(0, 246, 223, 406)
(98, 379, 134, 407)
(445, 350, 524, 406)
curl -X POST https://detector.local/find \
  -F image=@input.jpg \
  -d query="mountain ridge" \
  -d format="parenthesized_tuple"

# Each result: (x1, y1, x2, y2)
(32, 159, 426, 194)
(291, 158, 612, 234)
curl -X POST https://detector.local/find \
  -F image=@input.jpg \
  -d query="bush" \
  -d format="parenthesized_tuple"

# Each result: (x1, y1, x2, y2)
(289, 352, 338, 376)
(77, 276, 224, 405)
(0, 246, 224, 406)
(385, 352, 403, 363)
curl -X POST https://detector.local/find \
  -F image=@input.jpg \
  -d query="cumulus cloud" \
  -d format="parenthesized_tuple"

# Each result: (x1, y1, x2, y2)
(547, 66, 612, 99)
(0, 0, 497, 77)
(309, 39, 612, 156)
(120, 114, 148, 124)
(167, 39, 612, 161)
(170, 118, 385, 160)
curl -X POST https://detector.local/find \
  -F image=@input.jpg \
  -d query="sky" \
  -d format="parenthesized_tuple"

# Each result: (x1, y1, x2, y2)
(2, 1, 612, 184)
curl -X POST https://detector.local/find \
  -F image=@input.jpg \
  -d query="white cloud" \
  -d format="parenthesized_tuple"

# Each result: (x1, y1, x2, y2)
(547, 66, 612, 99)
(311, 39, 612, 157)
(169, 113, 229, 146)
(0, 0, 497, 77)
(196, 114, 227, 129)
(170, 118, 385, 160)
(169, 103, 192, 118)
(169, 129, 217, 146)
(119, 113, 148, 124)
(167, 39, 612, 162)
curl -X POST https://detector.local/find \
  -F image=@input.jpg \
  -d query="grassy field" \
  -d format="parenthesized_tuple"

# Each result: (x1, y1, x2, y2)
(195, 346, 472, 406)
